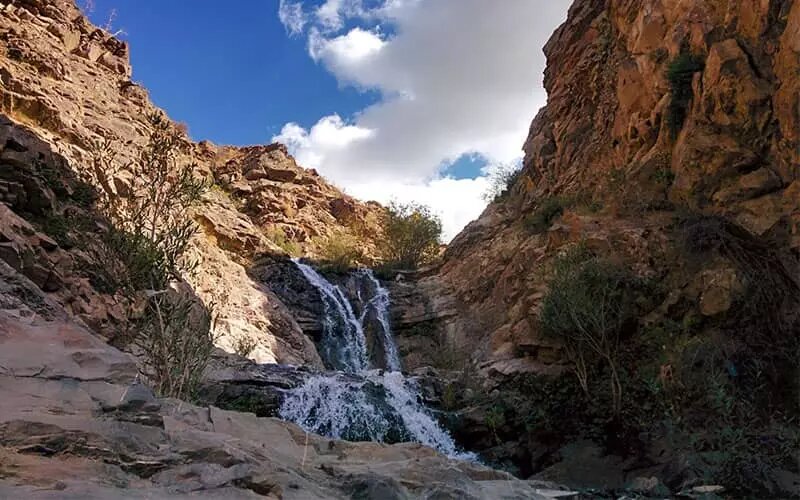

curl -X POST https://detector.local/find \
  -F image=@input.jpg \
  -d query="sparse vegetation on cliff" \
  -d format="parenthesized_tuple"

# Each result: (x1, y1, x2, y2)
(379, 202, 442, 269)
(232, 333, 258, 358)
(665, 51, 705, 138)
(539, 245, 649, 414)
(316, 229, 364, 273)
(483, 164, 523, 202)
(86, 112, 216, 399)
(265, 225, 301, 257)
(524, 197, 566, 234)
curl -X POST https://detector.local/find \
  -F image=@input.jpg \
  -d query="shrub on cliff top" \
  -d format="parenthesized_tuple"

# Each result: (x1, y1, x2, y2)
(379, 202, 442, 269)
(316, 229, 364, 273)
(483, 163, 524, 202)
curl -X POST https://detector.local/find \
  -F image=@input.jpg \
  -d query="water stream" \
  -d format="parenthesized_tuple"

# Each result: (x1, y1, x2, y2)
(280, 259, 474, 460)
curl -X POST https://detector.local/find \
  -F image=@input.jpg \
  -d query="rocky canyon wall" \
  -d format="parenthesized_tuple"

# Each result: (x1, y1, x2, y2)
(0, 0, 384, 366)
(393, 0, 800, 382)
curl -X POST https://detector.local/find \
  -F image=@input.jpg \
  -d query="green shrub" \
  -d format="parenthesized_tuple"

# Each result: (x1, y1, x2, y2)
(539, 246, 646, 414)
(134, 289, 216, 400)
(87, 112, 214, 399)
(483, 165, 523, 202)
(666, 51, 704, 138)
(379, 202, 442, 269)
(265, 226, 301, 257)
(524, 197, 565, 234)
(317, 230, 363, 273)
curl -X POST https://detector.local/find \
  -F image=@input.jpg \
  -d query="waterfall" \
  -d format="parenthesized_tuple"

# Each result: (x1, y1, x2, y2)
(355, 268, 402, 372)
(291, 259, 369, 373)
(281, 260, 474, 461)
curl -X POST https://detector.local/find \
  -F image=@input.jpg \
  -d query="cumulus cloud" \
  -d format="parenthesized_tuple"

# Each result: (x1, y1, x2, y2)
(308, 27, 386, 67)
(275, 0, 568, 240)
(349, 177, 491, 241)
(312, 0, 388, 32)
(278, 0, 307, 36)
(274, 114, 374, 172)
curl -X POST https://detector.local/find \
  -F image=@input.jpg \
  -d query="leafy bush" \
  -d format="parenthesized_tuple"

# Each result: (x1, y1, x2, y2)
(87, 112, 214, 399)
(265, 226, 300, 257)
(666, 51, 704, 138)
(317, 230, 363, 273)
(539, 246, 647, 414)
(379, 202, 442, 269)
(90, 112, 207, 293)
(134, 288, 216, 400)
(524, 197, 565, 234)
(483, 164, 523, 202)
(87, 227, 168, 294)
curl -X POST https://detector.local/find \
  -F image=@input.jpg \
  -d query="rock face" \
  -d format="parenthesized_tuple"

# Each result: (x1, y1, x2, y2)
(385, 0, 800, 495)
(0, 0, 383, 366)
(0, 261, 568, 499)
(210, 143, 382, 255)
(393, 0, 800, 380)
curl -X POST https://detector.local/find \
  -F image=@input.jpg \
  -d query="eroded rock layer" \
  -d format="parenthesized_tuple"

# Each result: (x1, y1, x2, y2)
(0, 0, 383, 366)
(396, 0, 800, 381)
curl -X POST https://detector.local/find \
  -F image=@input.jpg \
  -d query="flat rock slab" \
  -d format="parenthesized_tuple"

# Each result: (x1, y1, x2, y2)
(0, 309, 565, 499)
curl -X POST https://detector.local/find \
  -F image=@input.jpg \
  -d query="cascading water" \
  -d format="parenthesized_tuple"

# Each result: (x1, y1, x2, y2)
(280, 260, 475, 460)
(355, 268, 402, 372)
(291, 259, 368, 373)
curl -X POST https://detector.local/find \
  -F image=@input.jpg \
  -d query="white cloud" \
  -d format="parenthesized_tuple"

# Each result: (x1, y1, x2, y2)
(313, 0, 390, 32)
(309, 27, 386, 66)
(275, 0, 568, 241)
(278, 0, 307, 36)
(347, 177, 490, 241)
(274, 115, 373, 172)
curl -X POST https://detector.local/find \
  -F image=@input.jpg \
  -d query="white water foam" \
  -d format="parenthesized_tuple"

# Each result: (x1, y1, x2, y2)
(292, 259, 368, 372)
(281, 261, 475, 460)
(356, 268, 402, 372)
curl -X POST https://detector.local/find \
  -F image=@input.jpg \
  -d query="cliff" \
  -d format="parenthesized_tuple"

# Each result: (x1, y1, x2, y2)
(0, 0, 383, 366)
(396, 0, 799, 382)
(389, 0, 799, 494)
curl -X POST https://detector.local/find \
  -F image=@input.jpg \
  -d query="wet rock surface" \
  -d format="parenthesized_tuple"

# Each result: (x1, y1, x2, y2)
(0, 260, 571, 499)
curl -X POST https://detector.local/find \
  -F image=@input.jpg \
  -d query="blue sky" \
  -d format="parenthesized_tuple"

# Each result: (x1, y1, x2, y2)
(86, 1, 377, 145)
(85, 1, 568, 239)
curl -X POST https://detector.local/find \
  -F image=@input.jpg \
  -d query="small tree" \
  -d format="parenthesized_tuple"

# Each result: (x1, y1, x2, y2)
(88, 112, 214, 399)
(125, 112, 206, 287)
(539, 246, 642, 415)
(379, 202, 442, 269)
